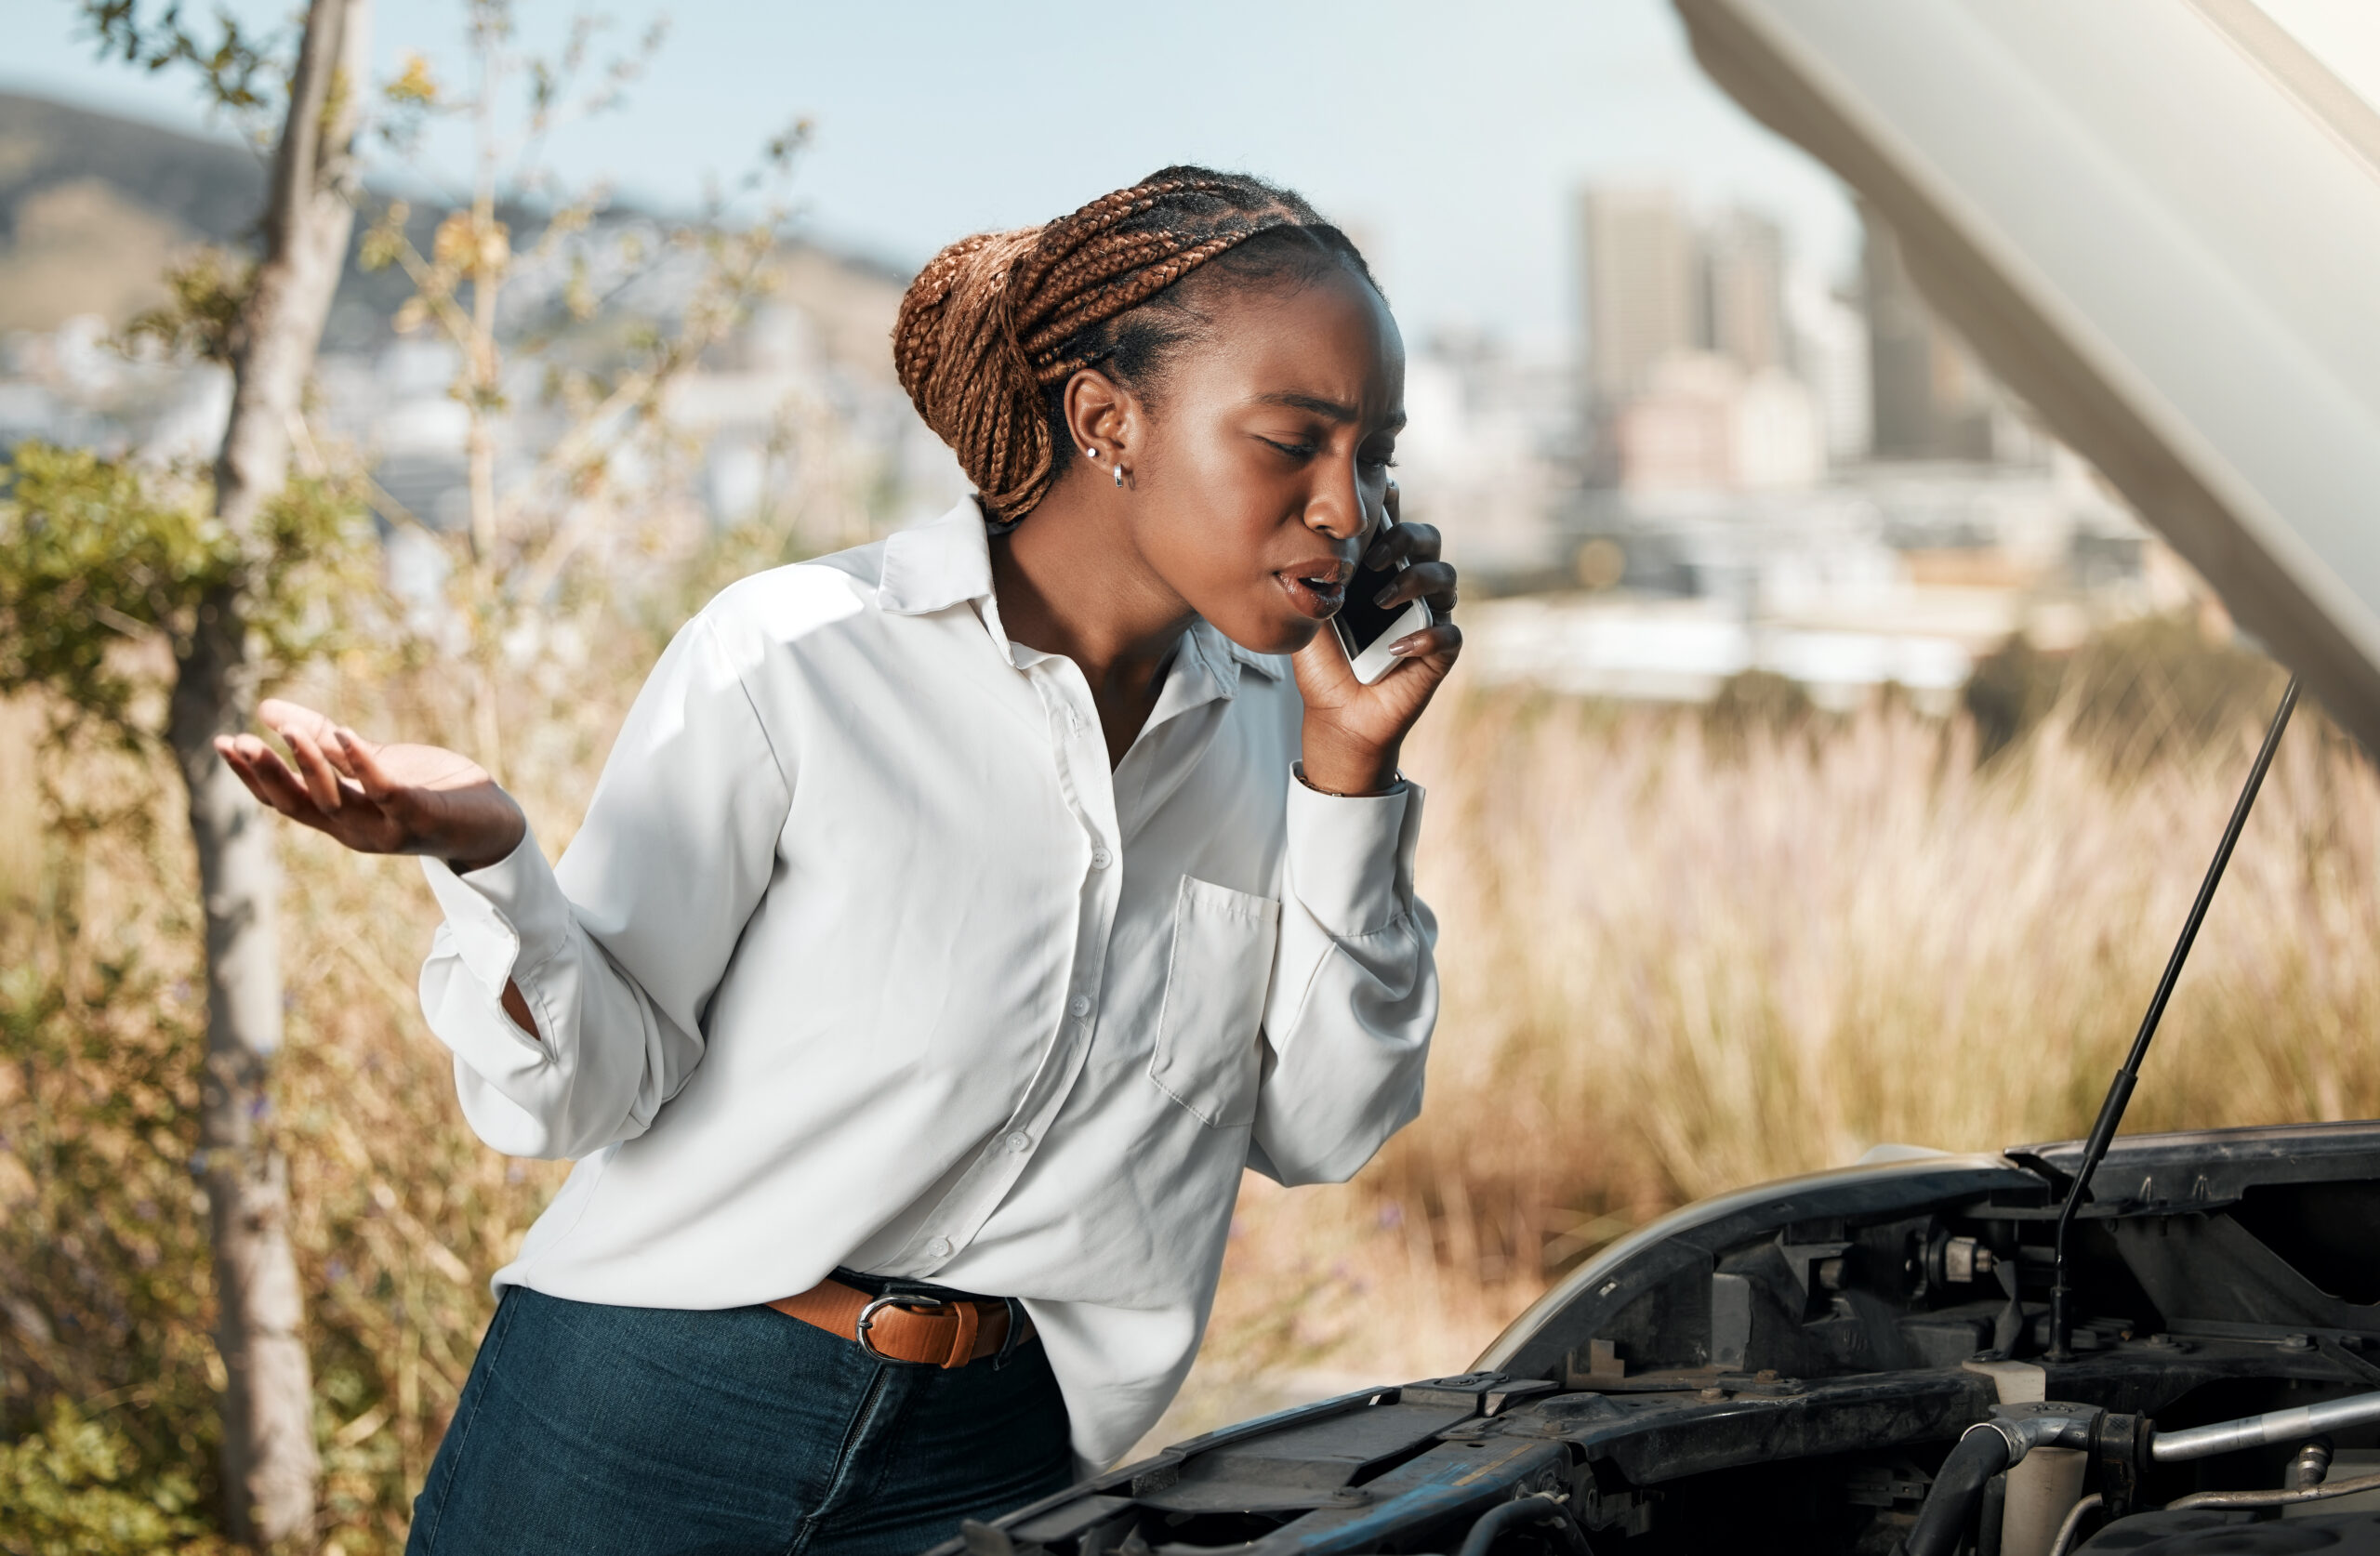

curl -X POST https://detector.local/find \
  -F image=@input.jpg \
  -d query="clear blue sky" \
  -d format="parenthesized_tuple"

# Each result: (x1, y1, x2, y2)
(2, 0, 1862, 356)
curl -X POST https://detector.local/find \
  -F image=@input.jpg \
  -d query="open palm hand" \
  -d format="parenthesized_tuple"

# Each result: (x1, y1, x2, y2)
(217, 700, 526, 872)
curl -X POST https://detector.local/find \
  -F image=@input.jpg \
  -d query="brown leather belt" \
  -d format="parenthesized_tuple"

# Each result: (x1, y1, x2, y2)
(769, 1276, 1032, 1369)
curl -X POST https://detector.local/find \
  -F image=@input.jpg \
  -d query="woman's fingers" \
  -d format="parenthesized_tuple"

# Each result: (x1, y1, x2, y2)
(220, 735, 323, 823)
(284, 725, 350, 811)
(1387, 620, 1464, 663)
(214, 737, 277, 810)
(1363, 520, 1440, 572)
(255, 697, 359, 810)
(1371, 560, 1458, 616)
(315, 726, 362, 782)
(258, 698, 339, 748)
(336, 727, 405, 803)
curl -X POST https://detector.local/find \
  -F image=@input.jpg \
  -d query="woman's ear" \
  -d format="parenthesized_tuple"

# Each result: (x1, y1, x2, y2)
(1063, 368, 1141, 468)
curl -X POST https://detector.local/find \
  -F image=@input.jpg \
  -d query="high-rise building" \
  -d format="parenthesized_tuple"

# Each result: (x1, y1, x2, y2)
(1862, 206, 2000, 461)
(1700, 208, 1789, 376)
(1577, 188, 1697, 408)
(1790, 273, 1872, 465)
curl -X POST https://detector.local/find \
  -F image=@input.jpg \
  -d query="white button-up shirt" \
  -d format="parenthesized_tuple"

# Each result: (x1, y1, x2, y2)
(416, 500, 1438, 1465)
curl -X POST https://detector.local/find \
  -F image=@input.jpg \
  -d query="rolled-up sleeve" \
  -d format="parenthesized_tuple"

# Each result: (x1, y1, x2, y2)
(416, 613, 791, 1160)
(1250, 772, 1437, 1186)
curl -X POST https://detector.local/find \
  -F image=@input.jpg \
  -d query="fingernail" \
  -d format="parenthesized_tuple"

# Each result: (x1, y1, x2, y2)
(1374, 586, 1398, 607)
(1388, 637, 1419, 657)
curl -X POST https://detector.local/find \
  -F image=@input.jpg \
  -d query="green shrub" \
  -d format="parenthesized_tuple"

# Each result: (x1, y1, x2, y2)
(0, 1400, 223, 1556)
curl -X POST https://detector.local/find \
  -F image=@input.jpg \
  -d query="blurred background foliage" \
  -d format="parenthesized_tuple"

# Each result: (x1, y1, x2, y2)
(1964, 614, 2294, 767)
(0, 443, 378, 743)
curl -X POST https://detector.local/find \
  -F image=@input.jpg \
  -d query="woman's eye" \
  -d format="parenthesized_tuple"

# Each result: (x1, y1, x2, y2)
(1261, 438, 1317, 459)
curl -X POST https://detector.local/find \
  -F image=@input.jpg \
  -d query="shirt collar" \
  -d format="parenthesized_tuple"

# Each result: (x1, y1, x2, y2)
(877, 499, 998, 616)
(876, 497, 1289, 690)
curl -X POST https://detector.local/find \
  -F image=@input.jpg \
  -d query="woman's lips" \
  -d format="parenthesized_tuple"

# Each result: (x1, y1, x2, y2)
(1276, 568, 1348, 619)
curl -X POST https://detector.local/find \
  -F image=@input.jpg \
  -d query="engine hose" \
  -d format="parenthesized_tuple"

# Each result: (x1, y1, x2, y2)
(1898, 1428, 2016, 1556)
(1454, 1493, 1592, 1556)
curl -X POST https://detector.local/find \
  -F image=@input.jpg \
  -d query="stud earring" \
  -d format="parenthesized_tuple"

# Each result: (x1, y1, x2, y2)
(1113, 463, 1125, 488)
(1084, 446, 1098, 459)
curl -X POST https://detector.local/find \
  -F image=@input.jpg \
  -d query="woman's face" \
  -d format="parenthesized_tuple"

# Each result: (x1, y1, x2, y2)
(1121, 266, 1407, 655)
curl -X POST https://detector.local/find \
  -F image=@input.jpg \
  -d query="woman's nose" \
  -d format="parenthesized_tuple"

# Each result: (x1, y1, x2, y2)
(1305, 462, 1368, 542)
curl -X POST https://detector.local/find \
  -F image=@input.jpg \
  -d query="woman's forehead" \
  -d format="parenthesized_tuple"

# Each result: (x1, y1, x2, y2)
(1190, 273, 1405, 420)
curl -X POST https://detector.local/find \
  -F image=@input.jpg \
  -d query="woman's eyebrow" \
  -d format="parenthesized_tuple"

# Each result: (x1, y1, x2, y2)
(1254, 390, 1407, 432)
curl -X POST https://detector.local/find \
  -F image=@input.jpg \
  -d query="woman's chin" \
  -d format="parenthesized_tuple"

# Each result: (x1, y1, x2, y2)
(1205, 613, 1320, 659)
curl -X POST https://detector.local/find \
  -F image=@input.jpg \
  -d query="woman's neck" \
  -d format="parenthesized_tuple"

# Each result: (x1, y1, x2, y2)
(987, 474, 1194, 766)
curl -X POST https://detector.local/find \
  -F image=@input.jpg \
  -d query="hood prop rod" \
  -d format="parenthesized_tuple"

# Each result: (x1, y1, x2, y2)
(2045, 676, 2298, 1363)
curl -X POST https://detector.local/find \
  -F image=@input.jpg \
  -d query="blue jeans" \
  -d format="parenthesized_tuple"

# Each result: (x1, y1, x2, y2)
(405, 1285, 1076, 1556)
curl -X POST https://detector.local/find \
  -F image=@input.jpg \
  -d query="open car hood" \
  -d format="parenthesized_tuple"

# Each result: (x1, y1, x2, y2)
(1673, 0, 2380, 751)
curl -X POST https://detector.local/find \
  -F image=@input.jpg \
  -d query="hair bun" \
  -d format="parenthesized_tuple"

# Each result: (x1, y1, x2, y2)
(893, 227, 1051, 520)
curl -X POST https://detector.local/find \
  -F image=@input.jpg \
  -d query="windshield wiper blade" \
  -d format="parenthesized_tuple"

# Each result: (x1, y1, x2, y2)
(2045, 675, 2300, 1363)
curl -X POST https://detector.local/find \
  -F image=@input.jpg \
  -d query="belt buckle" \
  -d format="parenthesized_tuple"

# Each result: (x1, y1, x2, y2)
(854, 1292, 950, 1362)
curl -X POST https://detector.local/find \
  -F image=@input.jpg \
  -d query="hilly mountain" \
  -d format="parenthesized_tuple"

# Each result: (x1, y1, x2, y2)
(0, 88, 915, 367)
(0, 91, 266, 331)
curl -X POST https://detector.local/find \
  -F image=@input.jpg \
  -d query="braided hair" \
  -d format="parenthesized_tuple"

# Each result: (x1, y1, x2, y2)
(893, 165, 1380, 521)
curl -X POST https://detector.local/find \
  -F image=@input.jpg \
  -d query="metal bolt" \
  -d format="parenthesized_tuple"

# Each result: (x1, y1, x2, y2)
(2293, 1439, 2334, 1490)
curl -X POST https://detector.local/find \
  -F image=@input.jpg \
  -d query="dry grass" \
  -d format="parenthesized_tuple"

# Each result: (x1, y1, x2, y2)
(9, 605, 2380, 1543)
(0, 626, 619, 1550)
(1166, 666, 2380, 1437)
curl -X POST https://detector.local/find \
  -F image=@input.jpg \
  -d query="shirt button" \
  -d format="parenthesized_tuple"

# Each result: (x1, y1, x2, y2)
(1005, 1130, 1032, 1153)
(924, 1236, 952, 1259)
(1068, 995, 1092, 1018)
(1091, 846, 1113, 869)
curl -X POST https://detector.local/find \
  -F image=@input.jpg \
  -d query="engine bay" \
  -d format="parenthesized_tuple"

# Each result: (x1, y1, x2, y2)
(934, 1125, 2380, 1556)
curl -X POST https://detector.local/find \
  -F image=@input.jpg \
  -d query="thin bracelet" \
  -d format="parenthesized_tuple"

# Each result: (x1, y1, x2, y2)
(1294, 764, 1403, 799)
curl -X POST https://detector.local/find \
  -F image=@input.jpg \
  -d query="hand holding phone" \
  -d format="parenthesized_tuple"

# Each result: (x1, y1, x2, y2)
(1330, 515, 1435, 684)
(1293, 484, 1463, 795)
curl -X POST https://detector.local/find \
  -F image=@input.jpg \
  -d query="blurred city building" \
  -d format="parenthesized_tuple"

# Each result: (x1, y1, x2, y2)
(1701, 208, 1789, 376)
(1861, 205, 2045, 466)
(1444, 179, 2203, 712)
(1395, 330, 1576, 585)
(1576, 188, 1699, 412)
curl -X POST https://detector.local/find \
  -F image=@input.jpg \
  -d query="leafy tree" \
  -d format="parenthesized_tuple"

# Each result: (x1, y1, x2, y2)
(12, 0, 379, 1540)
(12, 3, 807, 1543)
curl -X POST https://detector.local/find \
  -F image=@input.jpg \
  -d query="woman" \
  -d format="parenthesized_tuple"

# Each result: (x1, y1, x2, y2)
(221, 167, 1461, 1555)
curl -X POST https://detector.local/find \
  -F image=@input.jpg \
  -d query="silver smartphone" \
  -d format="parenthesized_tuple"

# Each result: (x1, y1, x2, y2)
(1330, 520, 1433, 684)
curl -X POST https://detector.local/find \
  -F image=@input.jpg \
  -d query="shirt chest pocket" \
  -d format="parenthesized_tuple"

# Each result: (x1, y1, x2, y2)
(1148, 876, 1281, 1129)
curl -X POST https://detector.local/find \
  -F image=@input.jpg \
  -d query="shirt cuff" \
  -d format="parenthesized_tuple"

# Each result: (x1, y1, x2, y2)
(419, 826, 573, 999)
(1283, 767, 1424, 938)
